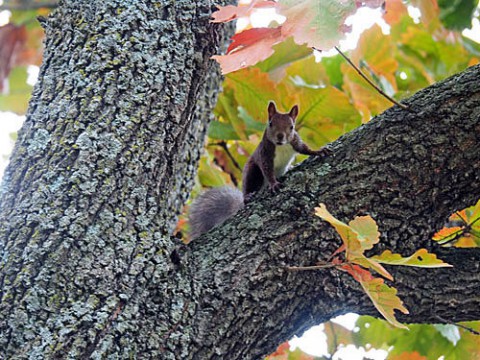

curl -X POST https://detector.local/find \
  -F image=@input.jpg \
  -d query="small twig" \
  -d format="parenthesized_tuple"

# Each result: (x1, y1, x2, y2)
(435, 315, 480, 336)
(330, 46, 409, 110)
(286, 263, 338, 272)
(212, 140, 242, 172)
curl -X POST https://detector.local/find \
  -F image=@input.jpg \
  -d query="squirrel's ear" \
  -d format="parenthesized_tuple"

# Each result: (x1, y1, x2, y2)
(268, 101, 277, 119)
(289, 105, 299, 121)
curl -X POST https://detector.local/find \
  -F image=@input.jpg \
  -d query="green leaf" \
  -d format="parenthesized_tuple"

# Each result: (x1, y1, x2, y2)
(0, 66, 33, 115)
(208, 121, 240, 140)
(256, 37, 312, 74)
(371, 249, 453, 268)
(225, 67, 280, 122)
(320, 54, 344, 87)
(438, 0, 478, 30)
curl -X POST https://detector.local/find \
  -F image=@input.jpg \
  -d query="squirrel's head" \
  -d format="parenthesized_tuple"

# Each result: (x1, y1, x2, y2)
(265, 101, 298, 146)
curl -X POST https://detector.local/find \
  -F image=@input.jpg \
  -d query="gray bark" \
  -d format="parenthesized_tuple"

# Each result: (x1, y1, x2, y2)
(0, 0, 235, 358)
(187, 64, 480, 358)
(0, 0, 479, 359)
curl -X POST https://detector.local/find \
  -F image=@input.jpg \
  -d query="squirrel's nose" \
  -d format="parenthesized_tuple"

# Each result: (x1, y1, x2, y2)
(277, 134, 284, 141)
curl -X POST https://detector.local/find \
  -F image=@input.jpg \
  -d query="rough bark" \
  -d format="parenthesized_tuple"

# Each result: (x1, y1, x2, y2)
(0, 0, 235, 358)
(186, 64, 480, 359)
(0, 0, 479, 359)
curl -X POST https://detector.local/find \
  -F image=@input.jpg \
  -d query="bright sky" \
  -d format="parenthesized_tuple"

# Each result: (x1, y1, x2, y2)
(0, 3, 479, 358)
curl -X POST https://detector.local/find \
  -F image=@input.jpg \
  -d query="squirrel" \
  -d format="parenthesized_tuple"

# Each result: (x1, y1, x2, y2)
(188, 101, 331, 240)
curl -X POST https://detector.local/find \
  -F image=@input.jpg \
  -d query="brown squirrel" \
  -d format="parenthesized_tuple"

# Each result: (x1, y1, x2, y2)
(188, 101, 331, 239)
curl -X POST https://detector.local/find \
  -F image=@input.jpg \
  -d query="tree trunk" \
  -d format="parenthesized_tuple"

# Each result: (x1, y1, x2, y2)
(0, 1, 479, 359)
(0, 0, 235, 358)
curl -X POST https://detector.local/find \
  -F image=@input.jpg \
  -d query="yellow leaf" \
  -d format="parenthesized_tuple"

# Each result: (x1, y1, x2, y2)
(315, 204, 393, 279)
(360, 277, 409, 329)
(372, 249, 453, 268)
(341, 263, 409, 329)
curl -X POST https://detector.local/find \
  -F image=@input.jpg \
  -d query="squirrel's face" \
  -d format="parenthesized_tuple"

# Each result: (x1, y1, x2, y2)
(265, 102, 298, 145)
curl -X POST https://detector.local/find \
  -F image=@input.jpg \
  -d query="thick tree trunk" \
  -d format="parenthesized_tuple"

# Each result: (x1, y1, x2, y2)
(0, 0, 235, 358)
(0, 0, 479, 359)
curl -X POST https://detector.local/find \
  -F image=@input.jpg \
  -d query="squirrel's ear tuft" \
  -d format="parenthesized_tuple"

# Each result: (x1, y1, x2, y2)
(268, 101, 277, 119)
(289, 105, 299, 121)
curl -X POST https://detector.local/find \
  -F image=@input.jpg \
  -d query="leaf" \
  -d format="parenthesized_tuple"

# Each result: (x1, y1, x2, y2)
(372, 249, 453, 268)
(315, 204, 378, 258)
(197, 154, 231, 187)
(340, 263, 409, 329)
(438, 0, 478, 30)
(315, 204, 393, 280)
(210, 1, 276, 23)
(0, 23, 27, 91)
(342, 25, 398, 120)
(211, 0, 384, 73)
(323, 321, 354, 354)
(388, 352, 428, 360)
(224, 67, 280, 121)
(212, 27, 284, 74)
(256, 37, 313, 76)
(354, 316, 475, 359)
(208, 120, 240, 140)
(383, 0, 408, 25)
(0, 66, 33, 114)
(433, 199, 480, 247)
(279, 0, 357, 49)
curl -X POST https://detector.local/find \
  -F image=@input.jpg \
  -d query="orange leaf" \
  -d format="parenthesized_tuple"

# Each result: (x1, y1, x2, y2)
(268, 341, 290, 357)
(339, 263, 375, 282)
(338, 263, 409, 329)
(389, 351, 428, 360)
(383, 0, 408, 25)
(432, 226, 463, 243)
(212, 28, 284, 74)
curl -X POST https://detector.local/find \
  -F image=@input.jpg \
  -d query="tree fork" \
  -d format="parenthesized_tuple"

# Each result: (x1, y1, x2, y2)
(0, 0, 478, 358)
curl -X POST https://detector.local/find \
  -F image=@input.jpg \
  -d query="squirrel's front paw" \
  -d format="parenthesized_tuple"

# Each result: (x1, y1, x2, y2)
(315, 146, 332, 157)
(270, 181, 282, 193)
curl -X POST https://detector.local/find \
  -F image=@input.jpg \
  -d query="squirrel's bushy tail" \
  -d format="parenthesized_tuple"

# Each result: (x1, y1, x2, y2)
(188, 186, 244, 240)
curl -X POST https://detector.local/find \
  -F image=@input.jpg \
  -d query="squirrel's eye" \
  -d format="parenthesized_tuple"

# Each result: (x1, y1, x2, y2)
(269, 120, 273, 126)
(290, 125, 294, 130)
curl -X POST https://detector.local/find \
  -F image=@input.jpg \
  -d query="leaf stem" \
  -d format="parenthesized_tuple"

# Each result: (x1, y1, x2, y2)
(435, 315, 480, 336)
(331, 46, 409, 110)
(286, 263, 338, 271)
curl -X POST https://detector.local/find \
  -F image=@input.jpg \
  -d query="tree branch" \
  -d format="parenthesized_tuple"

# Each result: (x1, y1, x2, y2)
(187, 64, 480, 358)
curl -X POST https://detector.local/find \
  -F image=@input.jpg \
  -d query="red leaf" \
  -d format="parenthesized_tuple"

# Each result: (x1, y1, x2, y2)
(339, 263, 375, 283)
(0, 24, 27, 92)
(212, 28, 284, 74)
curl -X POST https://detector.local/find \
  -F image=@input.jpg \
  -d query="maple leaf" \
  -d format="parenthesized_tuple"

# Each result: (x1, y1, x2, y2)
(279, 0, 357, 49)
(211, 0, 385, 73)
(433, 199, 480, 247)
(340, 263, 409, 329)
(371, 249, 452, 268)
(315, 203, 392, 280)
(212, 28, 284, 74)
